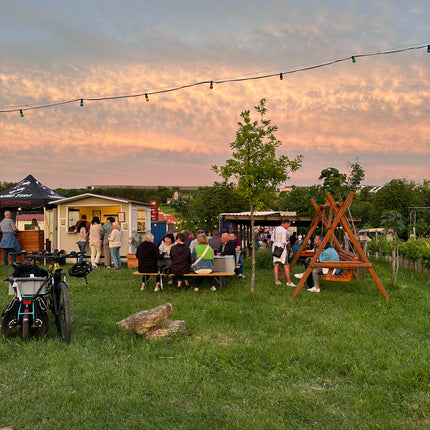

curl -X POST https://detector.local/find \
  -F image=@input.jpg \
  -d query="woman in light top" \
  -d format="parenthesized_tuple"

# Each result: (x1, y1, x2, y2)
(89, 216, 103, 268)
(75, 219, 88, 263)
(191, 234, 215, 292)
(108, 222, 122, 270)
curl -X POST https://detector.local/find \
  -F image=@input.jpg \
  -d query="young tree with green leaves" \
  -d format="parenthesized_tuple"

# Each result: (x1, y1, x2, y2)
(213, 99, 302, 297)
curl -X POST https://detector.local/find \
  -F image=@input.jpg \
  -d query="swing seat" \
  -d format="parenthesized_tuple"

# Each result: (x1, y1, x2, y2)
(320, 249, 358, 282)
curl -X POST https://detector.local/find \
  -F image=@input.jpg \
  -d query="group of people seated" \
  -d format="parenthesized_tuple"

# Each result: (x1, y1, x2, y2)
(136, 229, 246, 292)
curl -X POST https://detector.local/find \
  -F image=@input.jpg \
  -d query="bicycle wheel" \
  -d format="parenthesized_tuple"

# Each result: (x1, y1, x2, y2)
(22, 315, 30, 341)
(53, 281, 72, 343)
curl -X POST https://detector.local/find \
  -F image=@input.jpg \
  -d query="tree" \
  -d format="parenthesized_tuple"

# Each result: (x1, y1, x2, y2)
(213, 99, 302, 297)
(319, 159, 365, 200)
(274, 185, 325, 217)
(346, 158, 365, 191)
(0, 181, 16, 192)
(319, 168, 347, 200)
(189, 183, 248, 233)
(370, 179, 420, 234)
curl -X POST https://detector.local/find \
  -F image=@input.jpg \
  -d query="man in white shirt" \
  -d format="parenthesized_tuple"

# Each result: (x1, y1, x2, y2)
(272, 219, 295, 287)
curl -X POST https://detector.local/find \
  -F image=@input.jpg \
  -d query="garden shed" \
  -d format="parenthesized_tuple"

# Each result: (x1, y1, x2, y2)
(54, 193, 151, 260)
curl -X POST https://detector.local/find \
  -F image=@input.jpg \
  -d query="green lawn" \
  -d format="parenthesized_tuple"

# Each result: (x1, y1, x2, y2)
(0, 257, 429, 429)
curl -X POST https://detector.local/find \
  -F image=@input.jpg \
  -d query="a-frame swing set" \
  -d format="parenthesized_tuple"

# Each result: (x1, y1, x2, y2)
(289, 192, 390, 301)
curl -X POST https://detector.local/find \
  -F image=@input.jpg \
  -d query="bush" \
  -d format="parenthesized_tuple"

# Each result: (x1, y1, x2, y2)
(367, 237, 393, 256)
(396, 238, 430, 269)
(243, 249, 274, 271)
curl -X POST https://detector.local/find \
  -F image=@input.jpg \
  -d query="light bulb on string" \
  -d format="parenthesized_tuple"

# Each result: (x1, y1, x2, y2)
(351, 56, 356, 63)
(145, 93, 149, 102)
(20, 109, 24, 117)
(280, 73, 283, 80)
(80, 99, 84, 107)
(427, 45, 430, 53)
(210, 81, 213, 89)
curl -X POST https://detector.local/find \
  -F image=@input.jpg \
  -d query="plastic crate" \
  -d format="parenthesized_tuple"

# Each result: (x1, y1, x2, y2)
(8, 277, 47, 296)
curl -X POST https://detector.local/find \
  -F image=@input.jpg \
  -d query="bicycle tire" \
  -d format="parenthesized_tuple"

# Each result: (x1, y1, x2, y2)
(53, 282, 72, 343)
(22, 315, 30, 341)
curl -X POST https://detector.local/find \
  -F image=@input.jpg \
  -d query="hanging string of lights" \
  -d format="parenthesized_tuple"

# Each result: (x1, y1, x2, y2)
(2, 43, 429, 117)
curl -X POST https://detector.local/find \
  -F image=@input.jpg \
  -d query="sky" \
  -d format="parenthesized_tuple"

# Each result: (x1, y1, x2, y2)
(0, 1, 429, 190)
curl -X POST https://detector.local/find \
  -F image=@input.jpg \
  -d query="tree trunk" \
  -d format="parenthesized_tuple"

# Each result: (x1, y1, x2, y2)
(250, 199, 255, 298)
(391, 233, 397, 284)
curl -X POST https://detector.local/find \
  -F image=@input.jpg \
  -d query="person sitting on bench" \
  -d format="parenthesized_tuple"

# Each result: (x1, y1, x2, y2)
(308, 240, 340, 293)
(170, 232, 191, 291)
(136, 232, 165, 292)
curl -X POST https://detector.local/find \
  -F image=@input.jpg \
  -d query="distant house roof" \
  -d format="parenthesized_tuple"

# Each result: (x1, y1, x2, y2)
(55, 193, 150, 206)
(220, 211, 296, 217)
(17, 214, 44, 221)
(158, 212, 178, 224)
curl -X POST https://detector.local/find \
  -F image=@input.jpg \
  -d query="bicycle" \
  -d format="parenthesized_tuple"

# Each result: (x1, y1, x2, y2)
(1, 250, 91, 342)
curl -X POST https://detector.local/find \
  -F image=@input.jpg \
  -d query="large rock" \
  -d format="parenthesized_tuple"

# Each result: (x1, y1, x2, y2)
(116, 303, 187, 338)
(146, 319, 188, 339)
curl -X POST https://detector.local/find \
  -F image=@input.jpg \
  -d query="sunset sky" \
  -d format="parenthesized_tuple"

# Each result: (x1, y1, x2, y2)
(1, 1, 429, 190)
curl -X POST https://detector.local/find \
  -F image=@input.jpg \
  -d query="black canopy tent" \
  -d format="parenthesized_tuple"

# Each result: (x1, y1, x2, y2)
(0, 175, 64, 209)
(0, 175, 64, 258)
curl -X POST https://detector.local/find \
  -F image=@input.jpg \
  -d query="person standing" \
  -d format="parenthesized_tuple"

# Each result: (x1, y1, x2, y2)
(102, 216, 115, 268)
(75, 219, 89, 263)
(89, 216, 103, 268)
(29, 218, 40, 230)
(108, 222, 122, 270)
(272, 219, 295, 287)
(0, 211, 21, 265)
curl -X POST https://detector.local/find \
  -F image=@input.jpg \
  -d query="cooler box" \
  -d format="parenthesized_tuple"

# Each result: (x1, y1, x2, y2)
(213, 255, 235, 273)
(8, 277, 47, 295)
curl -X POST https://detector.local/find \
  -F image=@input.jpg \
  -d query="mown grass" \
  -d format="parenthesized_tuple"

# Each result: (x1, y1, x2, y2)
(0, 255, 429, 429)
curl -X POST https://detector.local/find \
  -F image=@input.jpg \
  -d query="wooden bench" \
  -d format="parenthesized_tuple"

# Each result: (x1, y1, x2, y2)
(133, 271, 235, 289)
(314, 249, 362, 282)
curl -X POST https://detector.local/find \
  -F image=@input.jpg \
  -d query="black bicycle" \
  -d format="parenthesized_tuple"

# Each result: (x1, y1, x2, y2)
(1, 250, 91, 342)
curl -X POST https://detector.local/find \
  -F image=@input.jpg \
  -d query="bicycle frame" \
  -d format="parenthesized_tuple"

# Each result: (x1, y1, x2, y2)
(2, 252, 73, 342)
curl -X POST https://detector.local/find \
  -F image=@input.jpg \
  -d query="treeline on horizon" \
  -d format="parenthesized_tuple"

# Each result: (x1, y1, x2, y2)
(1, 179, 429, 237)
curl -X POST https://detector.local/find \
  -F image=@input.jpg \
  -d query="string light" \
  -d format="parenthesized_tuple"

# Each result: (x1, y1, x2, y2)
(1, 43, 428, 116)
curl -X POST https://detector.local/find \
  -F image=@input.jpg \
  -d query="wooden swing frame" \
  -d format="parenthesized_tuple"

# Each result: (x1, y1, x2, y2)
(289, 192, 390, 300)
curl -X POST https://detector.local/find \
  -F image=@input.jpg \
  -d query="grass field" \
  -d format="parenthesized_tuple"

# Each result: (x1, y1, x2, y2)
(0, 255, 429, 429)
